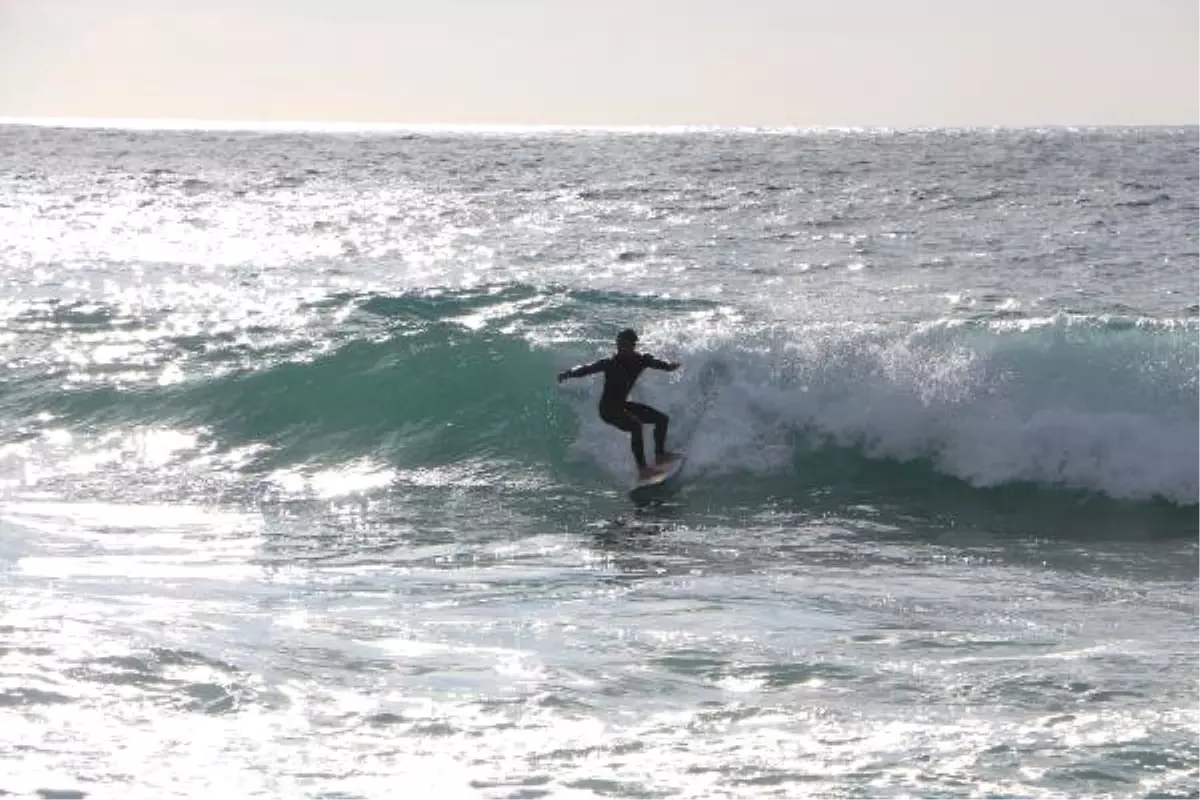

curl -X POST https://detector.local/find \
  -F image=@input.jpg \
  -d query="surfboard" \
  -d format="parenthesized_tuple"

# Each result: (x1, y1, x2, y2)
(628, 454, 687, 501)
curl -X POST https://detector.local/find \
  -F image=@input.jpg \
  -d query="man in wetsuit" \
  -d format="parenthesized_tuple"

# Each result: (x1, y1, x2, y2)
(557, 328, 681, 480)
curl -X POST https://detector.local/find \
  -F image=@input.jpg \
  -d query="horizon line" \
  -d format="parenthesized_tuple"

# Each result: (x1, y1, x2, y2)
(1, 116, 1195, 135)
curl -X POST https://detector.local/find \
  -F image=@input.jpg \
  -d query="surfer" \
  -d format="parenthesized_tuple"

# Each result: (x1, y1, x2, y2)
(557, 328, 681, 480)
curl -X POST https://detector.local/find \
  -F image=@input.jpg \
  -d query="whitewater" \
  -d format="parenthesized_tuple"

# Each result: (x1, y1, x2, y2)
(0, 124, 1196, 799)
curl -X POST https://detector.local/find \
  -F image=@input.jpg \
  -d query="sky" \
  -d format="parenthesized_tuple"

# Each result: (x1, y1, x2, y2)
(0, 0, 1196, 127)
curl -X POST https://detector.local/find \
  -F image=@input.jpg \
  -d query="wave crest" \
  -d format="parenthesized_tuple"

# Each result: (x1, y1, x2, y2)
(7, 288, 1196, 506)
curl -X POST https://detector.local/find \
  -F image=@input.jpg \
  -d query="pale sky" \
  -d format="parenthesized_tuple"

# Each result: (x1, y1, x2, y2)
(1, 0, 1196, 127)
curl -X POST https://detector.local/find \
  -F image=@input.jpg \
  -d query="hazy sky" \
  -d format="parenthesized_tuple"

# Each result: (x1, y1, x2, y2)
(1, 0, 1196, 127)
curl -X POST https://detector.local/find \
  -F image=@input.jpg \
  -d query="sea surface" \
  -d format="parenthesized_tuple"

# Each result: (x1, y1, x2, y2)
(1, 123, 1197, 799)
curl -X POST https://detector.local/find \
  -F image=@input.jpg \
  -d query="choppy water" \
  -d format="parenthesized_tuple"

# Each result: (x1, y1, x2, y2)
(1, 123, 1197, 799)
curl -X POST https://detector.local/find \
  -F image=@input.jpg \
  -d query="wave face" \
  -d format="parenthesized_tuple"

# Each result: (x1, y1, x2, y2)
(5, 287, 1196, 506)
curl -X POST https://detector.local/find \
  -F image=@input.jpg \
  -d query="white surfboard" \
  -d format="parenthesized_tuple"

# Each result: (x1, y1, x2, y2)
(628, 454, 687, 501)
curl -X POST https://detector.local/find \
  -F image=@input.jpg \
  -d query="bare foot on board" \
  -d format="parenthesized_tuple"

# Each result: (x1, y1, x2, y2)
(655, 452, 680, 466)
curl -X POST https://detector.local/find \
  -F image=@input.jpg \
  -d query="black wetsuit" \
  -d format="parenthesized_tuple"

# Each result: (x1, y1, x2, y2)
(562, 351, 674, 469)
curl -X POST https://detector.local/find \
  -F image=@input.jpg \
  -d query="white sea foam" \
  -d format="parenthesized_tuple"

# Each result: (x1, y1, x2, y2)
(572, 316, 1199, 504)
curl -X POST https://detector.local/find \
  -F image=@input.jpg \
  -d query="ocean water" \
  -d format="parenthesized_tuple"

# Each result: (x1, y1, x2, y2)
(0, 123, 1196, 799)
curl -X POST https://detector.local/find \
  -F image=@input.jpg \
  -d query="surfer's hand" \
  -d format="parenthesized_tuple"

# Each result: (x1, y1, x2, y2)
(556, 370, 569, 383)
(668, 362, 681, 372)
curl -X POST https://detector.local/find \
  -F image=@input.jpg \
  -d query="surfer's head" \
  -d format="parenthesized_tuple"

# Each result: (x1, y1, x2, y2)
(616, 328, 638, 352)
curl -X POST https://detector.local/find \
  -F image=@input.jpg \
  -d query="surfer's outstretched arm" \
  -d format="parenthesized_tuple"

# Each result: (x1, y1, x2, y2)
(557, 358, 609, 383)
(641, 354, 680, 372)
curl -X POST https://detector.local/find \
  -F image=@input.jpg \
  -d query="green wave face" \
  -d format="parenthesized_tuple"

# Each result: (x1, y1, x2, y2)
(2, 285, 1196, 507)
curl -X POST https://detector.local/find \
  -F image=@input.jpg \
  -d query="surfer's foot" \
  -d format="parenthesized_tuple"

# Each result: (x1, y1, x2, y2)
(638, 466, 662, 480)
(655, 451, 680, 465)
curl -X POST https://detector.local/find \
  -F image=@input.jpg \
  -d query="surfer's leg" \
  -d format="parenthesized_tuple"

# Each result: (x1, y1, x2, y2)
(625, 402, 671, 462)
(600, 406, 649, 470)
(628, 427, 648, 470)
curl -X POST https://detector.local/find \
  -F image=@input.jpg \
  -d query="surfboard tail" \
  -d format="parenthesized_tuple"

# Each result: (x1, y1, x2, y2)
(629, 454, 687, 500)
